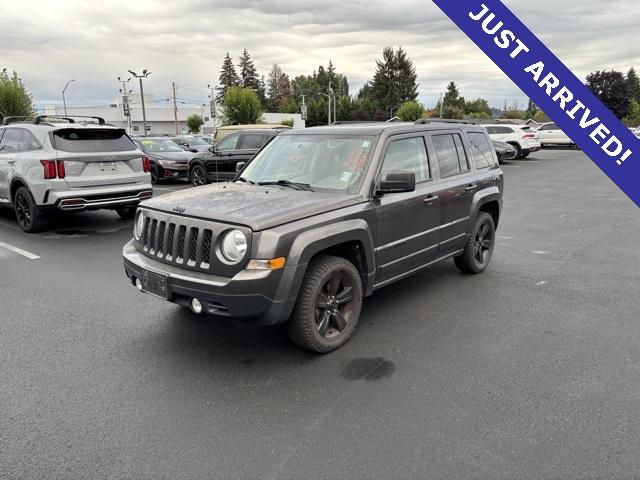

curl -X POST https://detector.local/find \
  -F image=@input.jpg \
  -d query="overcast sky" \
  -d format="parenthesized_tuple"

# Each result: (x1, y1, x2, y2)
(1, 0, 638, 111)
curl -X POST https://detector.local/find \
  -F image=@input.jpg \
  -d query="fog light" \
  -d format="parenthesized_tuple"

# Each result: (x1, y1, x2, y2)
(191, 298, 203, 314)
(135, 278, 143, 291)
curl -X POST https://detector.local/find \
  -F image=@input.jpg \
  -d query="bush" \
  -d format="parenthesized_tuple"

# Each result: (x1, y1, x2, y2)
(442, 105, 465, 120)
(223, 87, 263, 125)
(396, 100, 425, 122)
(186, 114, 204, 133)
(280, 118, 294, 127)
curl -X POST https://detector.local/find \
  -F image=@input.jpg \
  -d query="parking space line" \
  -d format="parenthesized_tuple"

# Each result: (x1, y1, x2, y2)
(0, 241, 40, 260)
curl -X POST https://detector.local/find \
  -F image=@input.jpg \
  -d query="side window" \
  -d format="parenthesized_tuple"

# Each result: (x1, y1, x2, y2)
(432, 133, 469, 177)
(261, 134, 275, 147)
(216, 133, 239, 151)
(238, 133, 264, 150)
(467, 132, 494, 169)
(500, 127, 514, 134)
(486, 127, 498, 135)
(21, 130, 43, 151)
(541, 123, 558, 131)
(0, 129, 27, 152)
(380, 137, 430, 183)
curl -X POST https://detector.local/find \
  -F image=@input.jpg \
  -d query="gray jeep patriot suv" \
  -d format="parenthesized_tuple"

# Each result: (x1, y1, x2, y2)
(123, 122, 503, 352)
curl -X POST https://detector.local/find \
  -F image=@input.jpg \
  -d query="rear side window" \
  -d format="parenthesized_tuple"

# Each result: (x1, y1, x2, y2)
(467, 132, 494, 169)
(432, 133, 469, 177)
(238, 133, 266, 150)
(0, 128, 42, 152)
(540, 123, 558, 131)
(52, 129, 136, 153)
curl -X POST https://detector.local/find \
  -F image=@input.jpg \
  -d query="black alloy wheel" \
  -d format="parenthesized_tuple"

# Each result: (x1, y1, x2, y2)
(14, 187, 46, 233)
(190, 165, 208, 186)
(454, 212, 496, 274)
(288, 255, 363, 353)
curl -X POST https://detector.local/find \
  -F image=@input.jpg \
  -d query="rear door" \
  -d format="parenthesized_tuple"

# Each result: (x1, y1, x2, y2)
(374, 134, 441, 285)
(428, 131, 477, 256)
(51, 128, 146, 188)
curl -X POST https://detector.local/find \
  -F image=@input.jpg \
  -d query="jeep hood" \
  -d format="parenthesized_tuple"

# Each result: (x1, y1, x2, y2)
(141, 182, 363, 231)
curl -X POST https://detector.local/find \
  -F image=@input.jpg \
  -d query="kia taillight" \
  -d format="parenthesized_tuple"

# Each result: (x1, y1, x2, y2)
(40, 160, 57, 179)
(56, 160, 65, 179)
(523, 133, 535, 139)
(142, 155, 151, 173)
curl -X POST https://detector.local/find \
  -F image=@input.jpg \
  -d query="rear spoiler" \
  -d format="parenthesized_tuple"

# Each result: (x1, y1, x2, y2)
(32, 115, 106, 125)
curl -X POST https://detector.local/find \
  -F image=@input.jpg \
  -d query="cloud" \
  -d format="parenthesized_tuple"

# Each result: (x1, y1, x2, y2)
(1, 0, 638, 110)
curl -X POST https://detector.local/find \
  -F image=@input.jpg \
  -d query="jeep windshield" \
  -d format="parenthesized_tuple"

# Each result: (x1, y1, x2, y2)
(239, 134, 377, 192)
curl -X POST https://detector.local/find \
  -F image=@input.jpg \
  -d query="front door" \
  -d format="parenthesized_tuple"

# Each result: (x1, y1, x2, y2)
(209, 133, 241, 180)
(373, 135, 441, 286)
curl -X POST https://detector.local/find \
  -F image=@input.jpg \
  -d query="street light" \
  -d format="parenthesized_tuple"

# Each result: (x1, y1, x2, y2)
(62, 79, 75, 116)
(128, 69, 151, 135)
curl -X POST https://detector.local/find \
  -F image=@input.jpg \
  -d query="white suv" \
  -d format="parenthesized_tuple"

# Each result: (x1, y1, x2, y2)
(537, 122, 574, 147)
(0, 115, 152, 232)
(484, 124, 541, 159)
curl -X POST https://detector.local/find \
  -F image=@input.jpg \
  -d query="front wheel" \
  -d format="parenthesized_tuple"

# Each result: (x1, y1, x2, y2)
(454, 212, 496, 274)
(190, 164, 209, 186)
(14, 187, 47, 233)
(509, 143, 523, 159)
(150, 164, 160, 184)
(288, 255, 363, 353)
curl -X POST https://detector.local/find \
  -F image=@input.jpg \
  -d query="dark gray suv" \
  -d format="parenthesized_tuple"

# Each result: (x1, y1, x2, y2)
(123, 122, 503, 352)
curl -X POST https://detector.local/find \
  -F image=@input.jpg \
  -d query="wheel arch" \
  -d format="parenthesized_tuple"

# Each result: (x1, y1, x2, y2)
(10, 177, 29, 202)
(471, 187, 502, 229)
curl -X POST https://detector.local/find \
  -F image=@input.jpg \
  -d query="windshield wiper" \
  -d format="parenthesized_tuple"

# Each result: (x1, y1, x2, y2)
(257, 180, 313, 191)
(235, 177, 257, 185)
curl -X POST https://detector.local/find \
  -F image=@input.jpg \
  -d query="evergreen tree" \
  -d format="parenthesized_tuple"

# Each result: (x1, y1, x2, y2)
(238, 48, 260, 91)
(442, 81, 465, 112)
(525, 99, 538, 118)
(368, 47, 419, 113)
(216, 52, 239, 104)
(586, 70, 631, 120)
(267, 64, 291, 111)
(0, 69, 33, 124)
(626, 67, 640, 103)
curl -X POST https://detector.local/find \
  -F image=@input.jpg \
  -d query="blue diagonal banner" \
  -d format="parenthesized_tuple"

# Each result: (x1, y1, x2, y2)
(432, 0, 640, 207)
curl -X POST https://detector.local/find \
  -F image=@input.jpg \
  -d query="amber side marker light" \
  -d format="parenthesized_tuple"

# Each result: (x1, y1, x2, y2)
(246, 257, 286, 271)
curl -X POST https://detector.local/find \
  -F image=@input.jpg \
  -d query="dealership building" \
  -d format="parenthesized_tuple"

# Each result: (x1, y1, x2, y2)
(43, 94, 305, 136)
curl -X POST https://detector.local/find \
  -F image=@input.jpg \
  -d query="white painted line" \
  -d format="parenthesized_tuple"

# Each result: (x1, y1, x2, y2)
(0, 241, 40, 260)
(501, 164, 521, 168)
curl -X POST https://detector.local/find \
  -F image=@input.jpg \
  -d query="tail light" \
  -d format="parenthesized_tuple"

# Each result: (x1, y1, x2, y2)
(40, 160, 57, 179)
(142, 155, 152, 173)
(523, 134, 535, 139)
(40, 160, 66, 179)
(56, 160, 65, 179)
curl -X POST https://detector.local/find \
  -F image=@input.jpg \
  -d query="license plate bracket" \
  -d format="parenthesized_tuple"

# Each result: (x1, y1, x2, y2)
(140, 270, 169, 299)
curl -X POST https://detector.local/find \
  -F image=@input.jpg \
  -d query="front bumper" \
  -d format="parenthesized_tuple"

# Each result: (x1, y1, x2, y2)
(122, 240, 294, 325)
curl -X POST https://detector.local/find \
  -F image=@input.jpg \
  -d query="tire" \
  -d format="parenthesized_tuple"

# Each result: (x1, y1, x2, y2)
(116, 206, 137, 220)
(454, 212, 496, 274)
(288, 255, 363, 353)
(190, 164, 209, 187)
(150, 164, 160, 184)
(13, 187, 47, 233)
(509, 142, 523, 159)
(520, 151, 530, 159)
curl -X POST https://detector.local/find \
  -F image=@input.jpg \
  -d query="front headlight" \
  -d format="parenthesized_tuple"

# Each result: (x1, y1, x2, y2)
(220, 229, 248, 263)
(158, 160, 177, 166)
(134, 211, 145, 240)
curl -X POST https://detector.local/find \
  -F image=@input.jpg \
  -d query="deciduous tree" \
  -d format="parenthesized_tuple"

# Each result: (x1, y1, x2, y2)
(223, 87, 263, 125)
(586, 70, 631, 120)
(0, 69, 33, 124)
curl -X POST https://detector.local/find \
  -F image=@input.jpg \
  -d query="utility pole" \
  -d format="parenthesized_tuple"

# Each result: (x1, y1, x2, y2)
(118, 76, 132, 134)
(62, 79, 75, 116)
(207, 84, 217, 128)
(172, 82, 179, 135)
(300, 94, 307, 122)
(329, 82, 336, 124)
(129, 69, 151, 135)
(319, 93, 331, 125)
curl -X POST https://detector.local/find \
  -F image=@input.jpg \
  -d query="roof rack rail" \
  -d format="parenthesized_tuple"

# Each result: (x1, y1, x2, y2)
(32, 115, 106, 125)
(2, 116, 33, 126)
(414, 118, 476, 125)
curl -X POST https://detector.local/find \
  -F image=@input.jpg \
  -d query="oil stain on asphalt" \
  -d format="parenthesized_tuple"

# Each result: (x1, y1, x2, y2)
(341, 357, 396, 381)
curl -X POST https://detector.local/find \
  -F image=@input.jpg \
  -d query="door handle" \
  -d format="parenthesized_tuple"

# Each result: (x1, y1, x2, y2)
(423, 195, 439, 205)
(465, 184, 478, 192)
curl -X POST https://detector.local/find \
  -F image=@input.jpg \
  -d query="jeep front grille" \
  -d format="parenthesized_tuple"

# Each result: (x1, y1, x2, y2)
(135, 210, 251, 275)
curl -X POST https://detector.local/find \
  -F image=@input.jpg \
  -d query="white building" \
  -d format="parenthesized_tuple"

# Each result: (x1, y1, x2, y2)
(43, 94, 305, 136)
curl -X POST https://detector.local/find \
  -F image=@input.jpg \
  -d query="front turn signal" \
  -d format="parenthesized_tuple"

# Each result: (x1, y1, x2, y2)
(246, 257, 286, 271)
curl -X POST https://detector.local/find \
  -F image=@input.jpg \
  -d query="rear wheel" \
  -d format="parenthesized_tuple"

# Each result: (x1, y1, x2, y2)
(521, 151, 530, 158)
(454, 212, 496, 274)
(509, 142, 523, 159)
(288, 255, 363, 353)
(150, 164, 160, 184)
(116, 206, 136, 220)
(190, 164, 209, 186)
(14, 187, 47, 233)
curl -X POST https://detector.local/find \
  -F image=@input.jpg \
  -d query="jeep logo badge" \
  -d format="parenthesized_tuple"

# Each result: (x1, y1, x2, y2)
(172, 206, 186, 214)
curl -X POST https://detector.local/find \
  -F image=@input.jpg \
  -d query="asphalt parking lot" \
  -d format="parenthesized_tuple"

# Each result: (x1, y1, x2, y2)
(1, 149, 639, 479)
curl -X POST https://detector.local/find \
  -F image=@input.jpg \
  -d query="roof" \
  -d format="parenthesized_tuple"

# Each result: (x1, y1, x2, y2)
(280, 121, 486, 137)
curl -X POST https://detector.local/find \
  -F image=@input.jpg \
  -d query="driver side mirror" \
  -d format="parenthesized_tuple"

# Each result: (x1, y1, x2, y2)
(377, 171, 416, 195)
(209, 145, 216, 153)
(235, 161, 246, 172)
